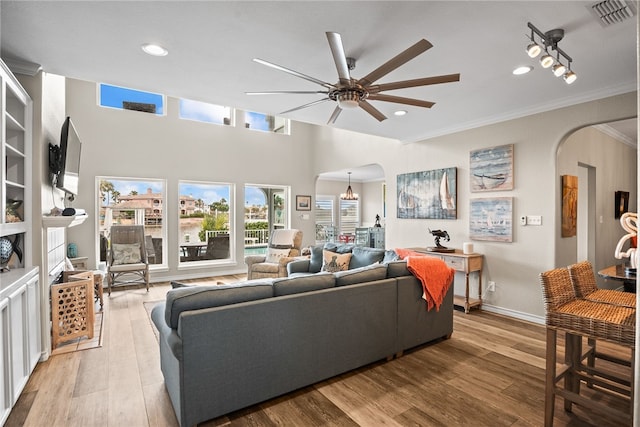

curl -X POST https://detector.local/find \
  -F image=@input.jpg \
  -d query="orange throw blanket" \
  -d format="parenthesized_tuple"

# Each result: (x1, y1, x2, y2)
(395, 248, 455, 311)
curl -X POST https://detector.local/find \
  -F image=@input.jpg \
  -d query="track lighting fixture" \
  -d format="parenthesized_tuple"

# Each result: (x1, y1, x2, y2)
(525, 22, 577, 84)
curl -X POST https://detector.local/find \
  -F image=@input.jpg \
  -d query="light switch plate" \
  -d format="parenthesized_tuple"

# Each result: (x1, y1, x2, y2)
(527, 215, 542, 226)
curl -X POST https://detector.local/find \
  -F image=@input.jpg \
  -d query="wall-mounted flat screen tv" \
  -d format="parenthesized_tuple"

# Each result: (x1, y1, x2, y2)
(56, 116, 82, 196)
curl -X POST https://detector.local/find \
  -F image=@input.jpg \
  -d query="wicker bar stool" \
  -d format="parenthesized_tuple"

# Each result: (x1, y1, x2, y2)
(568, 260, 635, 377)
(540, 266, 635, 426)
(568, 261, 635, 308)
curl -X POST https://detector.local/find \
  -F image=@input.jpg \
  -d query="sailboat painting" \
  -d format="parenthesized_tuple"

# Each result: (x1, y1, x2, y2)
(397, 167, 457, 219)
(469, 197, 513, 242)
(470, 144, 514, 192)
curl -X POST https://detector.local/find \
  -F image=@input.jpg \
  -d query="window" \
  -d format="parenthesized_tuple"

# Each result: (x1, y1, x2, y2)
(244, 185, 289, 256)
(179, 98, 233, 125)
(245, 111, 289, 134)
(339, 199, 359, 235)
(315, 196, 335, 243)
(99, 83, 164, 115)
(97, 177, 166, 266)
(179, 181, 233, 263)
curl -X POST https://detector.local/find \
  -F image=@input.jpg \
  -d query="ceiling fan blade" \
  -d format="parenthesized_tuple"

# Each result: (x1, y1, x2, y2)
(327, 105, 342, 124)
(369, 74, 461, 93)
(358, 39, 433, 87)
(359, 100, 387, 122)
(246, 90, 329, 95)
(326, 32, 351, 84)
(367, 94, 435, 108)
(280, 97, 332, 115)
(253, 58, 334, 89)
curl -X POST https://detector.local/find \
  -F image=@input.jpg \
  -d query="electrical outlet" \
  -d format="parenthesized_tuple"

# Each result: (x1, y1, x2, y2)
(488, 281, 496, 292)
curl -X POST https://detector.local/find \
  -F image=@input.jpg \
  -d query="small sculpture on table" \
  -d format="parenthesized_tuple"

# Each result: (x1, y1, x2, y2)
(427, 228, 455, 253)
(374, 214, 382, 227)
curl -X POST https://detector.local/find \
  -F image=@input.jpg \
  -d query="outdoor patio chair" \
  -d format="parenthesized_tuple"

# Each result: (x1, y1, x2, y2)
(107, 225, 149, 294)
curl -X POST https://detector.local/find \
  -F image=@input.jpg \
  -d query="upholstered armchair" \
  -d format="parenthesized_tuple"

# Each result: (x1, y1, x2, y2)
(245, 229, 303, 280)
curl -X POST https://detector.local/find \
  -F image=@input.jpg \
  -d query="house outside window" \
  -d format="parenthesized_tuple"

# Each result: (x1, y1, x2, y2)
(179, 181, 233, 264)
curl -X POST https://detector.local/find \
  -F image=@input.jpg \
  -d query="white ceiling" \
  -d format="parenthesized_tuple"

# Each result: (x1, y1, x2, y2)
(1, 1, 637, 147)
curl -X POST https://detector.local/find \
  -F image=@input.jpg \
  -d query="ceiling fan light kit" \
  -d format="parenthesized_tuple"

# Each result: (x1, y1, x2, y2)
(525, 22, 577, 84)
(247, 32, 460, 124)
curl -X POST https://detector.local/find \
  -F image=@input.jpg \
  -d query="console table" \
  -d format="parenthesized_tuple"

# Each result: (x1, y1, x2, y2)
(409, 248, 484, 313)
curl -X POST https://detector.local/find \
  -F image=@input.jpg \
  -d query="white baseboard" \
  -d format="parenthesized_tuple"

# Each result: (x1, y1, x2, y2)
(481, 303, 545, 325)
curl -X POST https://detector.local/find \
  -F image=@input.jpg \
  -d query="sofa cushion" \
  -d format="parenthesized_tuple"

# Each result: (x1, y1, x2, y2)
(321, 250, 352, 272)
(164, 280, 273, 329)
(334, 263, 388, 287)
(386, 260, 412, 278)
(309, 243, 355, 273)
(273, 273, 335, 296)
(382, 250, 400, 263)
(349, 246, 385, 269)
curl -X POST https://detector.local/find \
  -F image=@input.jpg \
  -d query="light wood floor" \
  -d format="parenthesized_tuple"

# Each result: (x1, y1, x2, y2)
(6, 275, 633, 427)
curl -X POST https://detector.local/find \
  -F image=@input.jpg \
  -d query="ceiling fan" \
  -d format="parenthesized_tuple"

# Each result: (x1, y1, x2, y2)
(247, 32, 460, 124)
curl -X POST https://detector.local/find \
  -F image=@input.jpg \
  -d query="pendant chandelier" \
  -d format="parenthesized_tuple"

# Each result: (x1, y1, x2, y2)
(340, 172, 358, 200)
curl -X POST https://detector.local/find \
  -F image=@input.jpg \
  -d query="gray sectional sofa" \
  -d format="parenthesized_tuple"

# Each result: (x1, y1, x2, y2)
(151, 259, 453, 427)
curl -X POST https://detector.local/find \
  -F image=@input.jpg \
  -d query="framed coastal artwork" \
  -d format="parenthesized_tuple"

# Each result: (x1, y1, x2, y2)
(469, 197, 513, 242)
(470, 144, 514, 192)
(397, 167, 457, 219)
(295, 195, 311, 211)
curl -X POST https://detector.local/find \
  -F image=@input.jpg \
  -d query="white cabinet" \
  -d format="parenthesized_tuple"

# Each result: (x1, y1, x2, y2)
(0, 267, 40, 425)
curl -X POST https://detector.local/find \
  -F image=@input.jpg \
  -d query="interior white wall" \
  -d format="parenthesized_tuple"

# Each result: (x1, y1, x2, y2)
(557, 126, 637, 287)
(312, 91, 636, 320)
(62, 77, 319, 281)
(42, 74, 637, 319)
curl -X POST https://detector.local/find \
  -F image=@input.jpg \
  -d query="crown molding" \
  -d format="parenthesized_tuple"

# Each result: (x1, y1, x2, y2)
(2, 57, 42, 76)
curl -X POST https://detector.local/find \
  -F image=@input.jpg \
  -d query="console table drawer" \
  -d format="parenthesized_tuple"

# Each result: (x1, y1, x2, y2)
(442, 256, 465, 270)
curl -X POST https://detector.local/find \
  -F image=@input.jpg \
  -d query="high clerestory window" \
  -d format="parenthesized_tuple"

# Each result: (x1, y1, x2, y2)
(99, 83, 164, 115)
(245, 111, 289, 134)
(179, 98, 234, 125)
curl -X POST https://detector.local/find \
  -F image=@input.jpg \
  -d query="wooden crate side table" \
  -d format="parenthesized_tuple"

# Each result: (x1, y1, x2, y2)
(409, 248, 484, 313)
(51, 273, 95, 348)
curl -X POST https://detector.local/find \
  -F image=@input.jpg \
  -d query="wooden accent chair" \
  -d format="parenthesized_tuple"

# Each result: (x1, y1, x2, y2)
(539, 266, 635, 426)
(107, 225, 149, 294)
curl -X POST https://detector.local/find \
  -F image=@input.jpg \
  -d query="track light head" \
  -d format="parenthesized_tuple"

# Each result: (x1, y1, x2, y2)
(552, 62, 566, 77)
(527, 42, 542, 58)
(540, 53, 554, 68)
(563, 70, 577, 84)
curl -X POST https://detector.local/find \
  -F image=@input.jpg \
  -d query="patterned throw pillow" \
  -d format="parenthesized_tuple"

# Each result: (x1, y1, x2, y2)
(321, 250, 352, 273)
(112, 243, 142, 265)
(266, 247, 291, 263)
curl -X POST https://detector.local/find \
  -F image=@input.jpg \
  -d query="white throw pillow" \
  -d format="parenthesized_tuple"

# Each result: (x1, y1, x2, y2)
(112, 243, 142, 265)
(266, 247, 291, 263)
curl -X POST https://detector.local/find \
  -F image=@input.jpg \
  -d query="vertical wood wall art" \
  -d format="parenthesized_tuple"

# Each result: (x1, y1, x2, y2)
(561, 175, 578, 237)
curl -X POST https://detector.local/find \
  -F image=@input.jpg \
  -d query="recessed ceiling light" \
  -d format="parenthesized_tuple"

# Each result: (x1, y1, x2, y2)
(142, 43, 168, 56)
(394, 110, 408, 116)
(513, 66, 533, 75)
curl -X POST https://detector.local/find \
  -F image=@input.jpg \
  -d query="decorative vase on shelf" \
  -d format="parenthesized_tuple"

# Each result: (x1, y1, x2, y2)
(0, 236, 14, 272)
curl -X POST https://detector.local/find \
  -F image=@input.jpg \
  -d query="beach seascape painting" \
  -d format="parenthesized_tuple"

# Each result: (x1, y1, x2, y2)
(470, 144, 514, 192)
(469, 197, 513, 242)
(397, 167, 457, 219)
